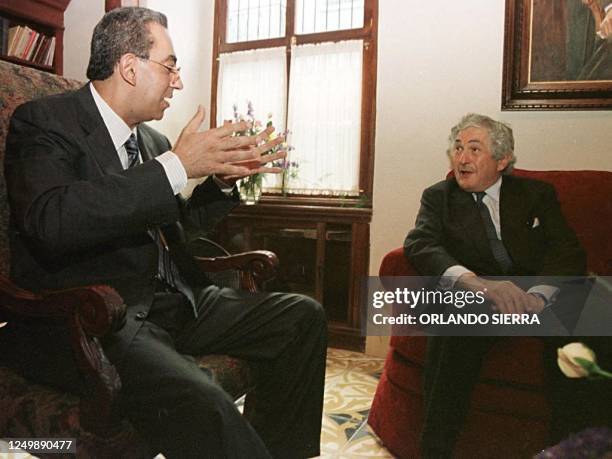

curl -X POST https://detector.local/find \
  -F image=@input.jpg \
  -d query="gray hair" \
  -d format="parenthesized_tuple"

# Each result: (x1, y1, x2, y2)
(448, 113, 516, 174)
(87, 7, 168, 81)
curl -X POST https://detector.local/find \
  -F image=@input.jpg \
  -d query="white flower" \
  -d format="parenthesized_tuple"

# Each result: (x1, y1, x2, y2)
(557, 342, 596, 378)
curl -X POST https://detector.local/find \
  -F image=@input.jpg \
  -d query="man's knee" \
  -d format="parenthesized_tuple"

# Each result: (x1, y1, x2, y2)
(290, 294, 327, 330)
(146, 377, 239, 438)
(184, 378, 236, 416)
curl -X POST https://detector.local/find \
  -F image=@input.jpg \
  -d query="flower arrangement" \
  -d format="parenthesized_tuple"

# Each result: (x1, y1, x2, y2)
(231, 102, 295, 204)
(231, 102, 271, 204)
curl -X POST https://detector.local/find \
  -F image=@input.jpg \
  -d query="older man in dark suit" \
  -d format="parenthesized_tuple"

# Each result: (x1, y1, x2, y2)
(404, 113, 595, 458)
(4, 7, 326, 459)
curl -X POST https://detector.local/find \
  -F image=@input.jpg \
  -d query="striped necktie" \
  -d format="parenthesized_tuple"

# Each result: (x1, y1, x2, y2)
(475, 192, 514, 274)
(123, 134, 197, 315)
(124, 133, 140, 168)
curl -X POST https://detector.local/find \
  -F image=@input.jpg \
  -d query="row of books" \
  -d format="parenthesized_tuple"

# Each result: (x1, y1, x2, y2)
(0, 17, 7, 55)
(0, 19, 55, 67)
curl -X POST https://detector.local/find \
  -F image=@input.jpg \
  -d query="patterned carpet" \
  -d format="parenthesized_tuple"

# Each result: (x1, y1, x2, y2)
(317, 348, 393, 458)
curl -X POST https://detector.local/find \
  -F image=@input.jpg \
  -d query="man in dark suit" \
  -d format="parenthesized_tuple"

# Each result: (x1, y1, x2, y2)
(4, 7, 326, 459)
(403, 113, 600, 458)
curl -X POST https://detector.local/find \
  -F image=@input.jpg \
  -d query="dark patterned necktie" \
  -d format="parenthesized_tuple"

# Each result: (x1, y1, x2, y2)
(475, 192, 514, 274)
(124, 133, 140, 168)
(124, 134, 196, 315)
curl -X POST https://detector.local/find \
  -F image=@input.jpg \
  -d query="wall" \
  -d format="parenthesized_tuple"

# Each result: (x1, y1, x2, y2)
(63, 0, 105, 81)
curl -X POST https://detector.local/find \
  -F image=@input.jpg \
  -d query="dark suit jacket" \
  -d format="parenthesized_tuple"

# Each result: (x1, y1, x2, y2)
(404, 175, 586, 278)
(4, 85, 239, 361)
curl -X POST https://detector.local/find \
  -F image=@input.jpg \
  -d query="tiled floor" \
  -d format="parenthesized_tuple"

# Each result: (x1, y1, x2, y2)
(317, 348, 394, 458)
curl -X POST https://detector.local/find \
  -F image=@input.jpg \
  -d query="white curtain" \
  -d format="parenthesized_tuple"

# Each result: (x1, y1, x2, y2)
(286, 40, 362, 194)
(217, 47, 287, 130)
(217, 47, 287, 188)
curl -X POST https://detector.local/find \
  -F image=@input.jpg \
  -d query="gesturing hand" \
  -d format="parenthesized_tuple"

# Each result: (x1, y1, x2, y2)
(172, 106, 286, 179)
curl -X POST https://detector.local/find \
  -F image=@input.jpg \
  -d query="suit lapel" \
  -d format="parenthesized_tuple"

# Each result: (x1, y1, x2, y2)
(74, 85, 124, 175)
(136, 125, 183, 241)
(136, 125, 156, 162)
(500, 175, 529, 260)
(448, 180, 493, 263)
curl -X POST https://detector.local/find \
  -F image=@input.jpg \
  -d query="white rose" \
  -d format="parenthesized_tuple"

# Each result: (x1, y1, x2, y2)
(557, 342, 596, 378)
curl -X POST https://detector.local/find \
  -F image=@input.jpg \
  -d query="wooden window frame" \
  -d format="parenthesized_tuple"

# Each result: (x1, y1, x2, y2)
(211, 0, 378, 206)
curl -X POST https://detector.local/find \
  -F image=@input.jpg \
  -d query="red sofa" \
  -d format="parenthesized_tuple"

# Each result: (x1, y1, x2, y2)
(368, 169, 612, 458)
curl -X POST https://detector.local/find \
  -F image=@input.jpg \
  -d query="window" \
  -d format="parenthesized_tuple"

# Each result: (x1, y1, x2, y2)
(212, 0, 377, 200)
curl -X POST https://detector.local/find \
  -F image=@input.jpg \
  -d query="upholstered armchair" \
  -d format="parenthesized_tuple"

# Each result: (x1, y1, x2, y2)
(368, 168, 612, 458)
(0, 60, 278, 457)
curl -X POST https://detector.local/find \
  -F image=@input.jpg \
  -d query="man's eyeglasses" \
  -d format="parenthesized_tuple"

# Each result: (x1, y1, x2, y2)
(141, 58, 181, 78)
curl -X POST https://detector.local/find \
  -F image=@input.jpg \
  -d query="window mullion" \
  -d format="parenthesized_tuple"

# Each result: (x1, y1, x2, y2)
(286, 0, 295, 39)
(284, 1, 295, 132)
(284, 53, 291, 137)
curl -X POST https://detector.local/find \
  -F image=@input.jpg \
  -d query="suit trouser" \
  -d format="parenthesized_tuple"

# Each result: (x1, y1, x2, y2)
(106, 286, 327, 459)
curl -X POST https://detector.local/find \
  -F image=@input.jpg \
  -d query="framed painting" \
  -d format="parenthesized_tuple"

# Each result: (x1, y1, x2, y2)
(106, 0, 140, 12)
(502, 0, 612, 110)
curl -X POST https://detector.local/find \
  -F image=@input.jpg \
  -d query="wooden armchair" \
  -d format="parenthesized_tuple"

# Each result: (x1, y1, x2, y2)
(0, 60, 278, 457)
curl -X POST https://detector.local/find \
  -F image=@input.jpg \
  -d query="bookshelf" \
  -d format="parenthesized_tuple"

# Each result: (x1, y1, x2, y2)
(0, 0, 71, 75)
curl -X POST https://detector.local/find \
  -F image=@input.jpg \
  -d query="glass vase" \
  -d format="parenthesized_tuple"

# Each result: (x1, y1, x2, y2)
(239, 174, 263, 205)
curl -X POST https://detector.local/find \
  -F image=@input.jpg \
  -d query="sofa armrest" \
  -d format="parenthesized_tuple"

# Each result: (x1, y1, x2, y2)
(0, 275, 125, 435)
(379, 247, 420, 277)
(379, 248, 428, 345)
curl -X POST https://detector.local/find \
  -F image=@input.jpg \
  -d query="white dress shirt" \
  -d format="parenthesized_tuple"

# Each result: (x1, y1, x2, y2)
(89, 83, 187, 195)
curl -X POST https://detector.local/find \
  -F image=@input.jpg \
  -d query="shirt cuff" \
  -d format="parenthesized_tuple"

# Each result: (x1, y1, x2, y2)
(606, 4, 612, 13)
(527, 285, 559, 308)
(439, 265, 474, 290)
(155, 152, 188, 195)
(212, 175, 236, 196)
